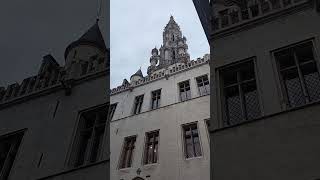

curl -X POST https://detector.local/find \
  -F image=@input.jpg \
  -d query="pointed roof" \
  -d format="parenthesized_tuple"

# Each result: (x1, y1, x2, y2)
(122, 79, 129, 85)
(64, 21, 107, 59)
(130, 69, 143, 79)
(165, 15, 180, 30)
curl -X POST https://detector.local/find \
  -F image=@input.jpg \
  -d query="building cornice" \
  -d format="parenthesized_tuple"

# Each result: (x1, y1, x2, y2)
(110, 56, 209, 96)
(210, 0, 312, 40)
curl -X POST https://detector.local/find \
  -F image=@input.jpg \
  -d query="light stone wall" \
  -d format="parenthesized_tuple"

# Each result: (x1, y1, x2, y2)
(110, 63, 210, 180)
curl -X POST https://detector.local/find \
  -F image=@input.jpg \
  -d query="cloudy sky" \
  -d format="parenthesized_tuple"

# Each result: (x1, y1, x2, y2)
(0, 0, 107, 87)
(110, 0, 209, 88)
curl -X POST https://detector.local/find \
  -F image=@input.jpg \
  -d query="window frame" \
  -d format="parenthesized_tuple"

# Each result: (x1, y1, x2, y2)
(142, 130, 160, 165)
(178, 80, 192, 102)
(132, 94, 144, 115)
(118, 135, 137, 169)
(0, 129, 26, 180)
(181, 122, 203, 159)
(271, 39, 320, 109)
(67, 103, 108, 168)
(108, 103, 118, 121)
(195, 74, 210, 96)
(218, 58, 262, 126)
(150, 89, 161, 110)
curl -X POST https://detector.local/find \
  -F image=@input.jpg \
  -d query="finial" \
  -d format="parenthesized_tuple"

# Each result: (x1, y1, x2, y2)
(96, 0, 102, 22)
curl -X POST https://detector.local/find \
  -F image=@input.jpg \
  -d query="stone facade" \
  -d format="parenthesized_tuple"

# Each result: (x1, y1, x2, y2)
(0, 21, 109, 180)
(110, 17, 210, 180)
(194, 0, 320, 179)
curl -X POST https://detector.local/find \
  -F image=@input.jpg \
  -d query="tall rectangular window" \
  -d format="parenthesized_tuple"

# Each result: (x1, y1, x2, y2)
(119, 136, 136, 169)
(108, 103, 117, 120)
(144, 131, 159, 164)
(183, 123, 202, 158)
(221, 60, 261, 126)
(196, 75, 210, 96)
(70, 105, 107, 167)
(151, 89, 161, 110)
(274, 41, 320, 108)
(0, 131, 24, 180)
(179, 80, 191, 101)
(133, 95, 144, 114)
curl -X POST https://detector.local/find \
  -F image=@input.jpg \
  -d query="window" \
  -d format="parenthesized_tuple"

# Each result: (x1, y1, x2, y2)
(151, 89, 161, 110)
(179, 80, 191, 101)
(183, 123, 202, 158)
(108, 103, 117, 120)
(144, 131, 159, 164)
(70, 105, 107, 167)
(274, 41, 320, 108)
(221, 60, 261, 126)
(0, 130, 24, 180)
(119, 136, 136, 169)
(133, 95, 144, 114)
(196, 75, 210, 96)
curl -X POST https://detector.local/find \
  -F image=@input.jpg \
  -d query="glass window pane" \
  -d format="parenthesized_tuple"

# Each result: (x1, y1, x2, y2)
(242, 81, 260, 120)
(225, 86, 243, 124)
(282, 68, 305, 107)
(301, 62, 320, 102)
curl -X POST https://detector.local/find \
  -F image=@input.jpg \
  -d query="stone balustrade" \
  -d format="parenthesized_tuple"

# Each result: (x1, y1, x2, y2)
(110, 55, 209, 95)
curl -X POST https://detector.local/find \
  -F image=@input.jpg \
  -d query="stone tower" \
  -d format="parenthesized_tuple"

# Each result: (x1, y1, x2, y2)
(147, 16, 190, 75)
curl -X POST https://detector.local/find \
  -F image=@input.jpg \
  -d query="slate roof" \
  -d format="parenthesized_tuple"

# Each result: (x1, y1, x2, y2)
(64, 21, 107, 59)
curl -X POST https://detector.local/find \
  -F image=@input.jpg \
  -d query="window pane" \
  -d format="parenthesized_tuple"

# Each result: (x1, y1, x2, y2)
(282, 68, 306, 107)
(242, 81, 260, 120)
(225, 86, 243, 124)
(185, 137, 193, 158)
(301, 62, 320, 102)
(75, 132, 91, 166)
(194, 137, 202, 157)
(275, 49, 295, 70)
(295, 42, 314, 63)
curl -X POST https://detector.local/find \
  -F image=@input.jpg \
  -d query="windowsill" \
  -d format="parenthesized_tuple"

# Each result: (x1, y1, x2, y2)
(185, 156, 203, 161)
(213, 99, 320, 133)
(143, 162, 159, 167)
(118, 167, 132, 172)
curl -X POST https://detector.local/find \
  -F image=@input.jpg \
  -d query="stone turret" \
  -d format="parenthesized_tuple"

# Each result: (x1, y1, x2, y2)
(130, 69, 143, 83)
(64, 21, 107, 79)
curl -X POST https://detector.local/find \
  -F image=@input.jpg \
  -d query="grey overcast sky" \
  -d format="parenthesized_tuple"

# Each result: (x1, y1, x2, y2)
(110, 0, 209, 88)
(0, 0, 108, 87)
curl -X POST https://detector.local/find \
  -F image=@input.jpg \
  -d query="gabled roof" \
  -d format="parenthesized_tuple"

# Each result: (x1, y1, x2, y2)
(64, 21, 107, 59)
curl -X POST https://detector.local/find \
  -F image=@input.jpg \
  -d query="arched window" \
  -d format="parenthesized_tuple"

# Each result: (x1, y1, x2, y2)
(172, 34, 175, 41)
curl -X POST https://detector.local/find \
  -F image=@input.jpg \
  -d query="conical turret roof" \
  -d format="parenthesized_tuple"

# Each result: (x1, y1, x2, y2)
(64, 21, 107, 59)
(131, 69, 143, 79)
